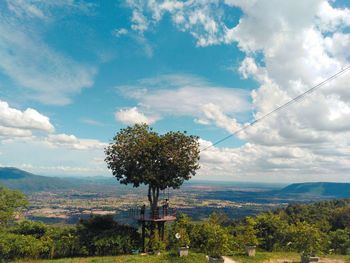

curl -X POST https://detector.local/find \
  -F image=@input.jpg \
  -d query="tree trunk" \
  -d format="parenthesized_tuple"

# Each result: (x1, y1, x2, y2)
(148, 185, 160, 218)
(147, 185, 160, 251)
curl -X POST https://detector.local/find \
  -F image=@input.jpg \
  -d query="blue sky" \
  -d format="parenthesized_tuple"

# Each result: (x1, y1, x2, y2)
(1, 1, 350, 182)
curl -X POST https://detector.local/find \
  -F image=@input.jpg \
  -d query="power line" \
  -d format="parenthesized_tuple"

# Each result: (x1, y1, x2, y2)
(201, 65, 350, 151)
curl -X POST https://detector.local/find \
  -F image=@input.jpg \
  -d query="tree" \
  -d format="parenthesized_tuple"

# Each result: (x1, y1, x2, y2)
(255, 213, 289, 251)
(191, 221, 232, 258)
(289, 221, 326, 257)
(0, 186, 28, 228)
(105, 124, 200, 215)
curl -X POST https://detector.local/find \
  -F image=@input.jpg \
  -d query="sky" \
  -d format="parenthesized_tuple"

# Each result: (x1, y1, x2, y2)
(0, 0, 350, 182)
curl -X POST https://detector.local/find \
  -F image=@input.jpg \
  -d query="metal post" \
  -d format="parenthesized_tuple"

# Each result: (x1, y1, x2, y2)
(141, 221, 145, 252)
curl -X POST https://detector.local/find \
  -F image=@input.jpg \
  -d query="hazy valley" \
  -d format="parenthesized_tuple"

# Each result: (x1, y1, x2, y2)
(1, 167, 350, 225)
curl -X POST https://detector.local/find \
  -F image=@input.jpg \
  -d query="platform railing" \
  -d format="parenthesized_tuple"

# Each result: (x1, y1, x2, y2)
(129, 206, 176, 220)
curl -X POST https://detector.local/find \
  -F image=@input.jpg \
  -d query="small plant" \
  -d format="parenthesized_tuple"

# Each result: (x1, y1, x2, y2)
(201, 222, 230, 259)
(148, 229, 165, 253)
(169, 213, 191, 251)
(243, 217, 259, 246)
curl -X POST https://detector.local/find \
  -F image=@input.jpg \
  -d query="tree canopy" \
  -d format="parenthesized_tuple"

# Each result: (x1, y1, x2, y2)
(105, 124, 200, 219)
(0, 186, 28, 228)
(105, 124, 200, 191)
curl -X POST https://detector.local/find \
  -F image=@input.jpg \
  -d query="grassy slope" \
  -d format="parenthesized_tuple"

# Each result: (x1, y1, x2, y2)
(15, 252, 207, 263)
(229, 252, 350, 263)
(15, 252, 350, 263)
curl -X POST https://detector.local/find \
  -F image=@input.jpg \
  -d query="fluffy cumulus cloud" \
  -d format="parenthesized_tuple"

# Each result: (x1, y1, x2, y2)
(0, 99, 107, 176)
(126, 0, 350, 181)
(115, 107, 158, 125)
(0, 1, 96, 105)
(0, 100, 54, 138)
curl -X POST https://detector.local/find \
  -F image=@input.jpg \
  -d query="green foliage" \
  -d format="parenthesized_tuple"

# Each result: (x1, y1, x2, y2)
(231, 217, 259, 250)
(13, 220, 48, 238)
(169, 213, 191, 248)
(289, 221, 326, 257)
(0, 186, 28, 228)
(331, 206, 350, 230)
(328, 229, 350, 255)
(77, 215, 140, 256)
(105, 124, 200, 190)
(15, 251, 208, 263)
(0, 231, 44, 260)
(254, 213, 290, 251)
(147, 228, 165, 253)
(190, 218, 232, 258)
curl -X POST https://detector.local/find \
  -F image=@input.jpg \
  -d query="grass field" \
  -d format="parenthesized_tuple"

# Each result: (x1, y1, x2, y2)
(15, 252, 207, 263)
(15, 252, 350, 263)
(229, 252, 350, 263)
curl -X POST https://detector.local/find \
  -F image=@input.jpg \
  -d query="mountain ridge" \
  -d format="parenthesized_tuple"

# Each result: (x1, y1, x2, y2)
(279, 182, 350, 198)
(1, 167, 350, 198)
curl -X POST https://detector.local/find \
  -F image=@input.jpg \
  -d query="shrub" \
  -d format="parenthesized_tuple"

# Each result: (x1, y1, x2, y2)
(0, 232, 44, 260)
(168, 213, 191, 249)
(12, 220, 48, 238)
(191, 221, 231, 258)
(328, 229, 350, 255)
(77, 215, 140, 256)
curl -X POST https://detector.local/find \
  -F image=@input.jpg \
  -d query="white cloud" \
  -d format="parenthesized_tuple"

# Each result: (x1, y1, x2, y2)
(0, 138, 107, 176)
(18, 163, 107, 176)
(125, 1, 350, 181)
(45, 134, 107, 151)
(112, 28, 128, 37)
(0, 99, 54, 139)
(0, 1, 97, 105)
(80, 118, 104, 126)
(118, 74, 250, 125)
(0, 126, 32, 138)
(316, 1, 350, 32)
(0, 100, 54, 133)
(5, 0, 95, 20)
(199, 139, 350, 182)
(200, 103, 241, 133)
(115, 107, 158, 125)
(126, 0, 229, 46)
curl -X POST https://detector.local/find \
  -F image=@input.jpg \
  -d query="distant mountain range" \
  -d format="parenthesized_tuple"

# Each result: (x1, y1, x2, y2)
(1, 167, 350, 199)
(279, 182, 350, 198)
(0, 167, 125, 193)
(0, 167, 84, 192)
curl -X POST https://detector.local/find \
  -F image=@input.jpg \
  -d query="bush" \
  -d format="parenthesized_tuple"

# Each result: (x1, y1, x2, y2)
(289, 221, 327, 257)
(77, 215, 140, 256)
(168, 213, 191, 249)
(48, 226, 83, 258)
(329, 229, 350, 255)
(254, 213, 290, 251)
(190, 221, 232, 258)
(12, 220, 48, 238)
(230, 217, 259, 251)
(0, 232, 44, 260)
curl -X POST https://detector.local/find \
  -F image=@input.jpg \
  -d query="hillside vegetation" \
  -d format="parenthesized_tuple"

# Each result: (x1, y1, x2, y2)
(1, 186, 350, 262)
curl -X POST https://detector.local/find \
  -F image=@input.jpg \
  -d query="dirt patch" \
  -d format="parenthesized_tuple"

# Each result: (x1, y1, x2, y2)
(319, 259, 345, 263)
